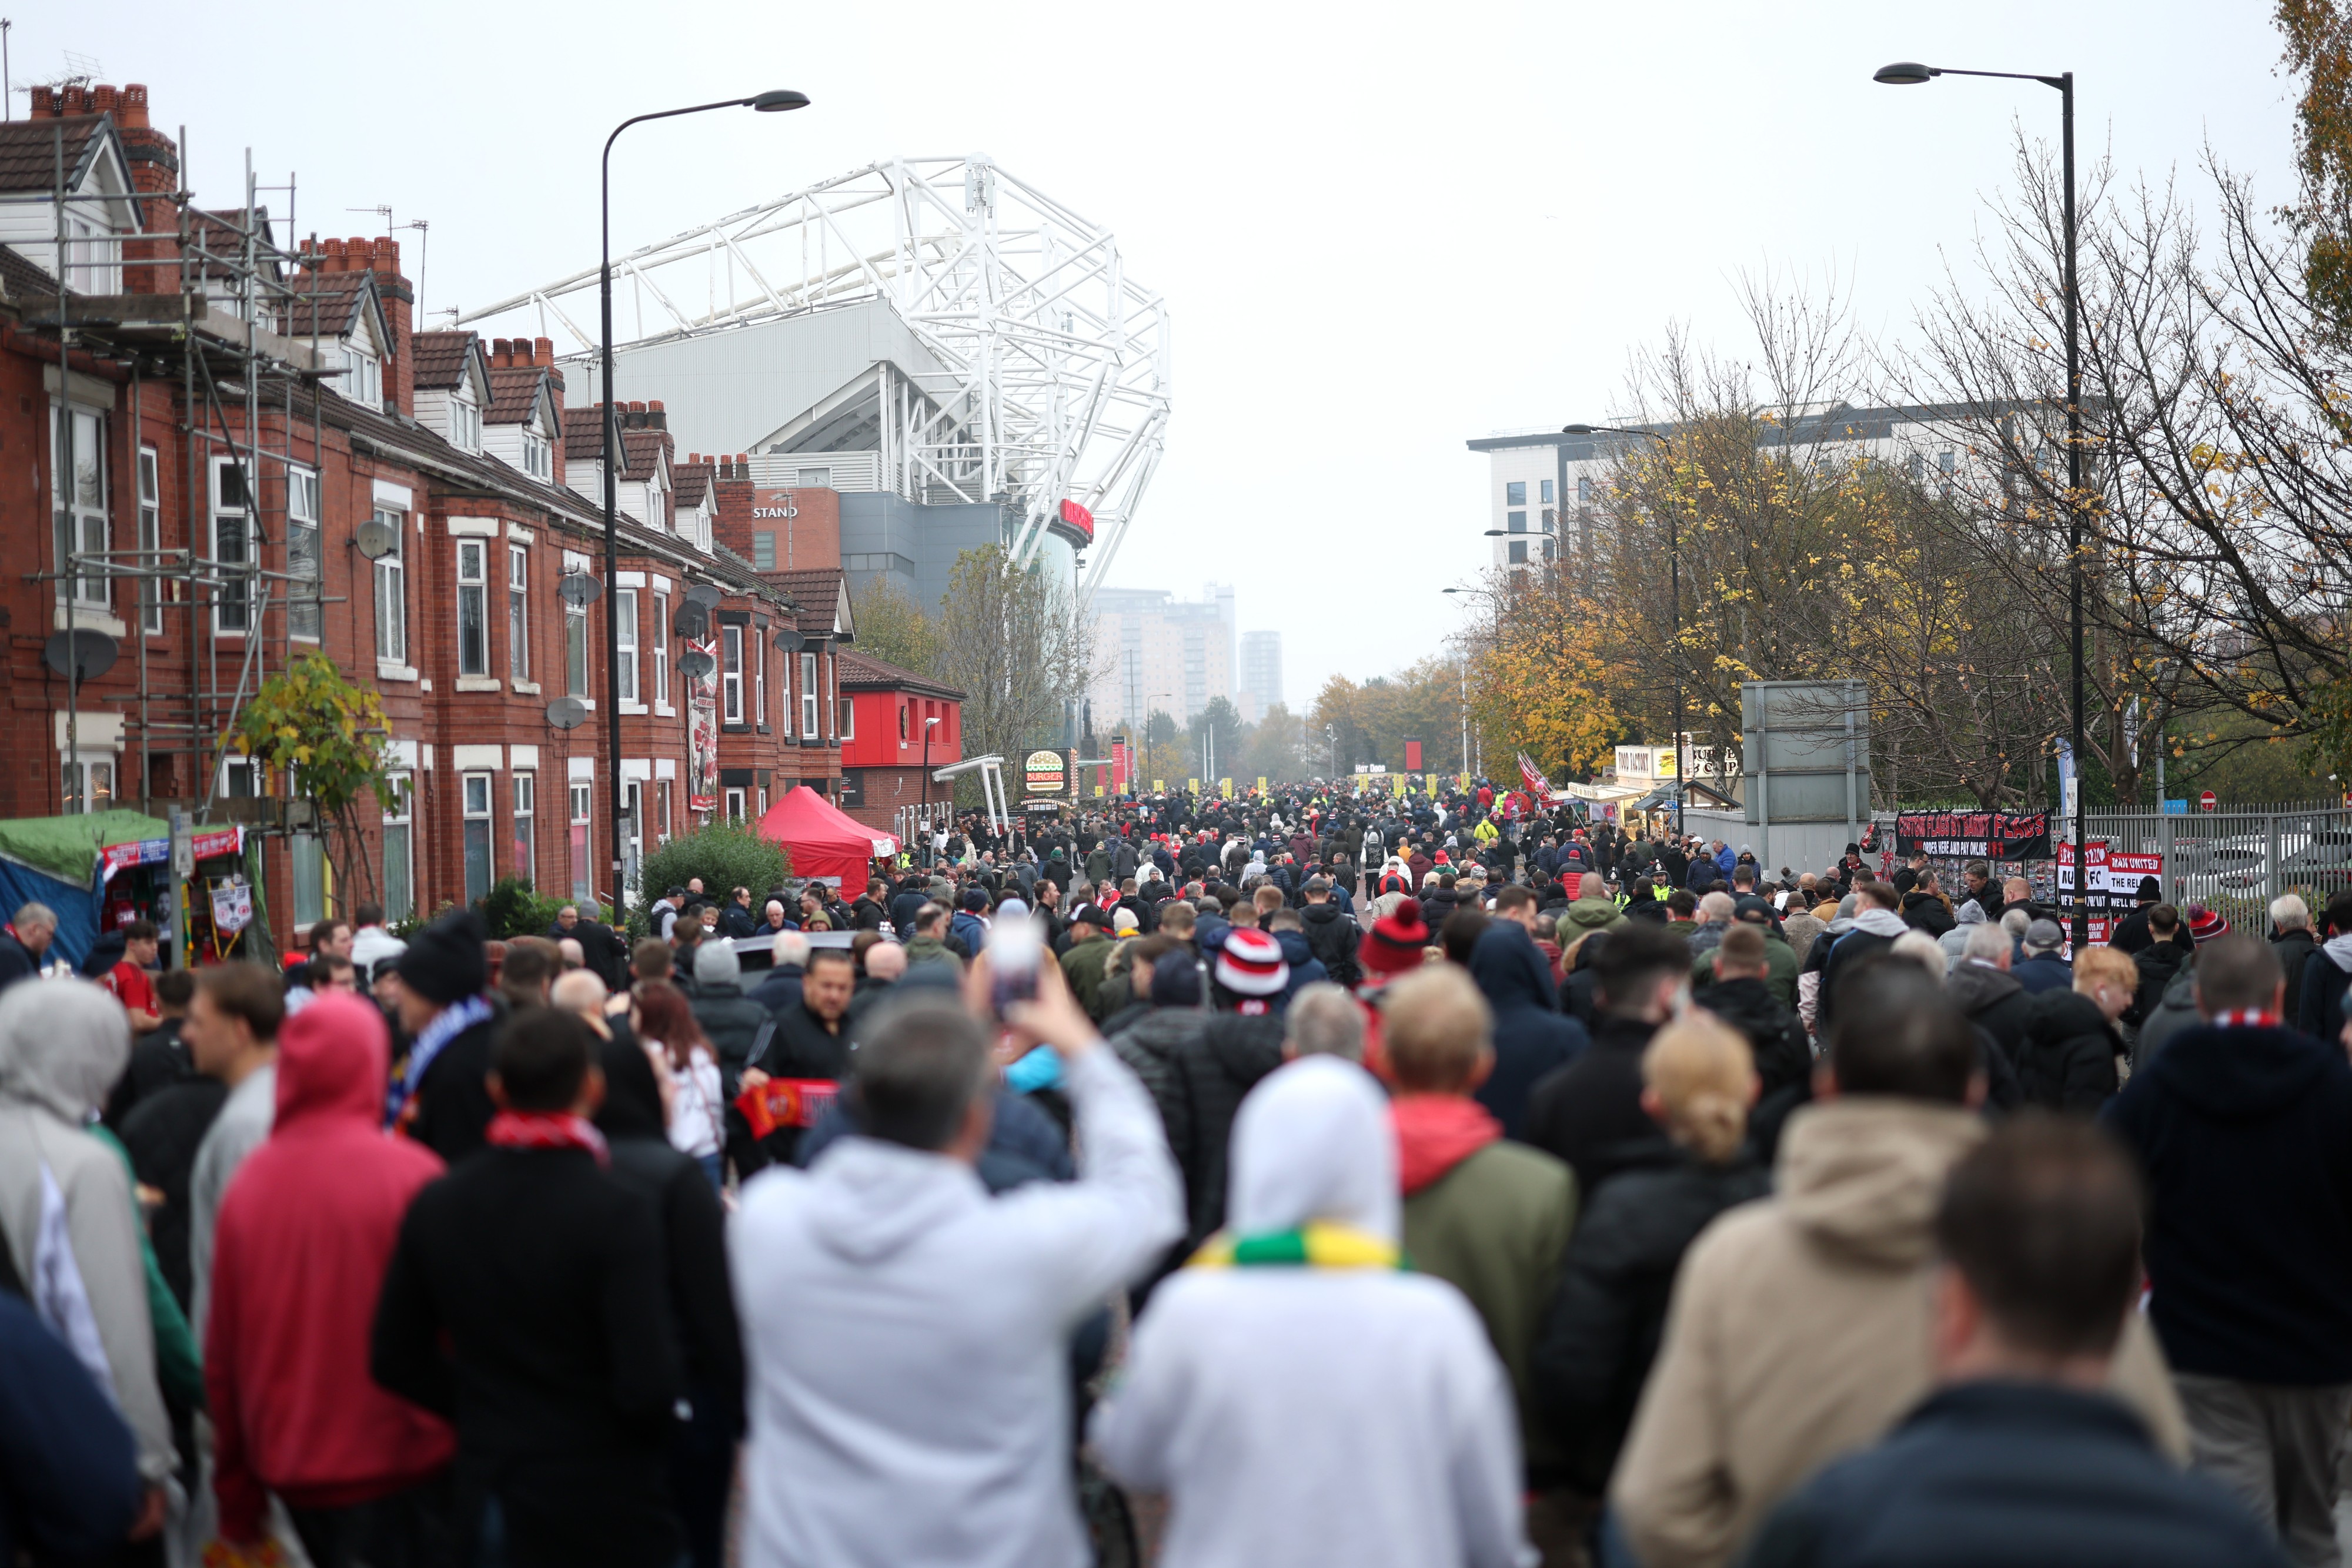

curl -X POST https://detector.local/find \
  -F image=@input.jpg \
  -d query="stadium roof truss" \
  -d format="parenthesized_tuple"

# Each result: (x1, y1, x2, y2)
(459, 156, 1170, 599)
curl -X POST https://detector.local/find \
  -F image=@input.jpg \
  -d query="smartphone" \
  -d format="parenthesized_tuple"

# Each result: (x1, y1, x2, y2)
(988, 904, 1041, 1012)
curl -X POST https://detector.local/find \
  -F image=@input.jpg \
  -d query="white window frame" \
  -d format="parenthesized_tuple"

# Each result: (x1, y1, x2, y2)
(652, 591, 670, 711)
(287, 466, 322, 640)
(210, 457, 252, 633)
(456, 539, 490, 677)
(722, 623, 744, 724)
(64, 206, 121, 295)
(522, 426, 552, 482)
(450, 382, 482, 452)
(723, 786, 746, 822)
(462, 771, 496, 903)
(138, 447, 162, 635)
(834, 658, 849, 739)
(801, 651, 820, 738)
(566, 597, 589, 696)
(754, 627, 767, 726)
(219, 755, 265, 798)
(346, 343, 382, 409)
(657, 779, 673, 844)
(373, 507, 407, 664)
(513, 772, 536, 885)
(382, 772, 415, 922)
(616, 589, 639, 704)
(61, 750, 116, 815)
(507, 543, 530, 683)
(568, 780, 593, 904)
(52, 403, 110, 610)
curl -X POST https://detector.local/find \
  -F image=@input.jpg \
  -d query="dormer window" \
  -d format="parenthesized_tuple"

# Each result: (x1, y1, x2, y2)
(451, 384, 482, 452)
(345, 345, 382, 410)
(522, 426, 552, 482)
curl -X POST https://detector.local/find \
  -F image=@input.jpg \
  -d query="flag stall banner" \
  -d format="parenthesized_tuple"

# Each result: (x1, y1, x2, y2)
(1516, 753, 1561, 804)
(734, 1076, 839, 1139)
(1405, 738, 1424, 771)
(101, 825, 243, 884)
(1392, 772, 1409, 798)
(1188, 778, 1198, 793)
(2054, 845, 2164, 943)
(1220, 778, 1234, 798)
(209, 878, 253, 934)
(1155, 779, 1165, 793)
(1257, 776, 1268, 794)
(1892, 810, 2053, 860)
(1459, 773, 1471, 793)
(1425, 773, 1438, 795)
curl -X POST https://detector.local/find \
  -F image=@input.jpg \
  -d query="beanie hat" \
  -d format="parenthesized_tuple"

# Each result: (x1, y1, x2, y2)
(394, 908, 489, 1007)
(1215, 928, 1289, 998)
(2186, 906, 2230, 944)
(1112, 907, 1140, 933)
(1358, 897, 1431, 978)
(1150, 950, 1204, 1008)
(2136, 875, 2161, 902)
(694, 940, 741, 988)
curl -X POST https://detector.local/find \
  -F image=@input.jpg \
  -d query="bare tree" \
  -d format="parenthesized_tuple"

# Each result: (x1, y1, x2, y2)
(934, 546, 1095, 801)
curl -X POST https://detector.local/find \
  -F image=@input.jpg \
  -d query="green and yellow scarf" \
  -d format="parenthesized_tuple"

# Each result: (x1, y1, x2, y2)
(1189, 1221, 1403, 1270)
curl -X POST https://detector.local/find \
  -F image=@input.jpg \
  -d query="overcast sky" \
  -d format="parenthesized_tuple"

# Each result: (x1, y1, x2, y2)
(18, 1, 2296, 707)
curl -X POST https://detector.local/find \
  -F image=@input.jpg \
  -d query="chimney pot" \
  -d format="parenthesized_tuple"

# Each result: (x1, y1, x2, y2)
(121, 85, 151, 130)
(29, 86, 54, 117)
(61, 86, 88, 115)
(629, 400, 647, 413)
(533, 336, 554, 366)
(648, 399, 664, 412)
(491, 337, 512, 365)
(92, 86, 118, 116)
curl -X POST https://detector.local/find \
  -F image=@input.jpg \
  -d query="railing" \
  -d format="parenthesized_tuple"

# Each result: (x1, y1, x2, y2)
(2087, 801, 2352, 931)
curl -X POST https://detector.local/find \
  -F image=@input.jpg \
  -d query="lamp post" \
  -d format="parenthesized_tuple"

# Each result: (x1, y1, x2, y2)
(1874, 60, 2085, 948)
(919, 714, 941, 865)
(601, 88, 807, 911)
(1563, 423, 1679, 833)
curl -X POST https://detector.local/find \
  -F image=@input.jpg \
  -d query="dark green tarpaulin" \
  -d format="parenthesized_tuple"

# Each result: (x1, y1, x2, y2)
(0, 810, 172, 888)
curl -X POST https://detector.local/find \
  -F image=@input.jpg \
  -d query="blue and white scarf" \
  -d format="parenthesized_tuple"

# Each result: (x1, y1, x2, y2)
(386, 994, 495, 1130)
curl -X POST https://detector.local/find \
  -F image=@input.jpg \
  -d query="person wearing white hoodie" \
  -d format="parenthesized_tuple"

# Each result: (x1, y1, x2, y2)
(1090, 1055, 1534, 1568)
(730, 961, 1182, 1568)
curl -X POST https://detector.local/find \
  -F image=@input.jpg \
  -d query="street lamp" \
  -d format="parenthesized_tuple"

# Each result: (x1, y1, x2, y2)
(1875, 59, 2087, 948)
(919, 715, 941, 865)
(1563, 423, 1683, 833)
(600, 88, 808, 912)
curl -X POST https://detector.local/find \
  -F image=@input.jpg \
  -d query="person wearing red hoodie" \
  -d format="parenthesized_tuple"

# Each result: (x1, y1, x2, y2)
(1382, 965, 1581, 1566)
(205, 991, 455, 1566)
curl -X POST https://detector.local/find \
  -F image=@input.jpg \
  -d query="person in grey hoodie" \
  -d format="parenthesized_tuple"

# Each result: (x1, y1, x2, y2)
(0, 978, 175, 1534)
(183, 961, 283, 1342)
(730, 962, 1181, 1568)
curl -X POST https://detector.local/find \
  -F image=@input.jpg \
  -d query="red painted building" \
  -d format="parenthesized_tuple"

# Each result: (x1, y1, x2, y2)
(837, 649, 964, 834)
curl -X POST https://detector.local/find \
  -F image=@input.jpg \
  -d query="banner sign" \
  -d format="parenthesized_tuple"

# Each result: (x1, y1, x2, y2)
(1893, 810, 2052, 860)
(734, 1076, 838, 1139)
(1024, 748, 1070, 800)
(209, 879, 253, 934)
(1517, 753, 1561, 803)
(102, 826, 243, 885)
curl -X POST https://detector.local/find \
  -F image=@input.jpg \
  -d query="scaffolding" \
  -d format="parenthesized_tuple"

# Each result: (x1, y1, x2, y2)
(12, 116, 339, 827)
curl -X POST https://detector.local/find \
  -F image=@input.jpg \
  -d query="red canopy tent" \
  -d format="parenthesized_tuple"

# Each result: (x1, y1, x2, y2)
(755, 786, 900, 888)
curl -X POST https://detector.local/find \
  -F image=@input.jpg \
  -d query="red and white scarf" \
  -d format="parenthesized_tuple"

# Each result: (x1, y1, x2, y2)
(2207, 1008, 2282, 1029)
(486, 1110, 609, 1166)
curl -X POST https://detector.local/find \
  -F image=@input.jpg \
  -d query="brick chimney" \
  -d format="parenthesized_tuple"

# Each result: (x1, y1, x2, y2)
(363, 236, 413, 414)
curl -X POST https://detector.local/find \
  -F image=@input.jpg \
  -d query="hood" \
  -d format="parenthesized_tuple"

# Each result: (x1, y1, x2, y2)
(805, 1136, 990, 1263)
(1943, 961, 2023, 1017)
(1299, 901, 1345, 928)
(0, 977, 129, 1122)
(2138, 941, 2189, 977)
(2027, 987, 2113, 1047)
(1851, 907, 1909, 939)
(2323, 932, 2352, 973)
(2148, 1022, 2336, 1119)
(274, 992, 391, 1127)
(1229, 1056, 1398, 1241)
(594, 1032, 669, 1141)
(1391, 1094, 1501, 1194)
(1469, 922, 1558, 1012)
(1776, 1098, 1984, 1268)
(1562, 896, 1625, 934)
(1273, 928, 1317, 968)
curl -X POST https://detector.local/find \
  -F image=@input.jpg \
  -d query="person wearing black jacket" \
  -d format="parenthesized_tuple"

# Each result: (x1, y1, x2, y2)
(2104, 934, 2352, 1564)
(2107, 877, 2169, 957)
(1296, 878, 1361, 987)
(593, 1036, 741, 1568)
(2129, 907, 2192, 1025)
(1691, 924, 1811, 1165)
(686, 942, 769, 1099)
(1525, 922, 1688, 1200)
(1943, 925, 2037, 1077)
(1532, 1014, 1768, 1495)
(1164, 968, 1288, 1253)
(2271, 895, 2320, 1029)
(1468, 916, 1588, 1142)
(741, 947, 855, 1166)
(373, 1009, 685, 1568)
(392, 909, 506, 1166)
(2017, 952, 2129, 1114)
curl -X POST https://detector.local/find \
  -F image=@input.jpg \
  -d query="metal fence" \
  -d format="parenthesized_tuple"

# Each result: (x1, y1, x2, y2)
(2086, 801, 2352, 932)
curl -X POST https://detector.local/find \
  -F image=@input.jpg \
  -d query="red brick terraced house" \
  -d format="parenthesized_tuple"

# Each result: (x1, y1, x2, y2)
(0, 83, 835, 943)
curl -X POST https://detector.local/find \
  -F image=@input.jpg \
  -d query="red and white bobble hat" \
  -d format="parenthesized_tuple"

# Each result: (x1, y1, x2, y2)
(1216, 927, 1291, 999)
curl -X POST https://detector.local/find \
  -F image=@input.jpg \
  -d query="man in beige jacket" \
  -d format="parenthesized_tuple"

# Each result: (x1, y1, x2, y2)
(1610, 957, 2187, 1568)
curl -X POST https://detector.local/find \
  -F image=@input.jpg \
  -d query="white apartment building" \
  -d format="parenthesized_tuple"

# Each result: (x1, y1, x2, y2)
(1238, 629, 1283, 723)
(1466, 403, 1979, 570)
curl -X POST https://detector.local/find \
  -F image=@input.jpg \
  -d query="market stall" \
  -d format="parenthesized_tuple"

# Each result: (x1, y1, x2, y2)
(0, 811, 255, 969)
(754, 786, 900, 890)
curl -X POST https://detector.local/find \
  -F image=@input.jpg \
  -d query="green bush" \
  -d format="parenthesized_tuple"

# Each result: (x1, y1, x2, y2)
(477, 876, 570, 941)
(629, 822, 792, 939)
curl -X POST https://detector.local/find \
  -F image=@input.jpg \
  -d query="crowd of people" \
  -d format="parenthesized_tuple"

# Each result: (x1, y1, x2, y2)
(4, 776, 2350, 1568)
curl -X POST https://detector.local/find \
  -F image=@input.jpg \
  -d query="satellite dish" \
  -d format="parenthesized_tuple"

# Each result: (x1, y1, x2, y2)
(772, 627, 804, 653)
(683, 583, 722, 612)
(354, 516, 399, 560)
(44, 628, 118, 682)
(545, 696, 590, 731)
(557, 571, 603, 608)
(671, 603, 709, 640)
(679, 650, 717, 680)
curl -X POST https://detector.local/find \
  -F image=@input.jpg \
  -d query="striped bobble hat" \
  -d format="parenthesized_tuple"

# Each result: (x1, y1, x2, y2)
(1217, 927, 1291, 998)
(2186, 906, 2230, 945)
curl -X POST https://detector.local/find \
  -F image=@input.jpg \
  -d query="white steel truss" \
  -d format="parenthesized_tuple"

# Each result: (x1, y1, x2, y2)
(458, 156, 1170, 602)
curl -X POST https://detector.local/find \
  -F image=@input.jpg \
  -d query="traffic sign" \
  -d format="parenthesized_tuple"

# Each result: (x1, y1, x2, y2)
(2199, 790, 2217, 812)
